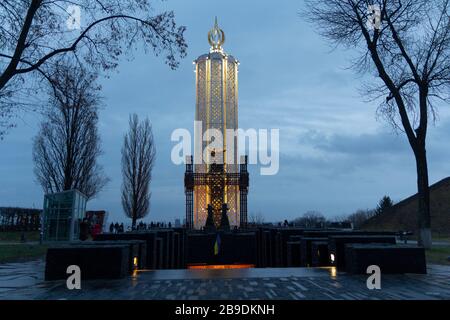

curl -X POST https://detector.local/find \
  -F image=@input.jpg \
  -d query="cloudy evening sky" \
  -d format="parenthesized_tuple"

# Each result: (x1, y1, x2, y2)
(1, 0, 450, 224)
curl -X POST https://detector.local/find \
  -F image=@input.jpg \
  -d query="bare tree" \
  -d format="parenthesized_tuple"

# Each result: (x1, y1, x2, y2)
(121, 114, 156, 228)
(304, 0, 450, 248)
(32, 62, 109, 199)
(249, 211, 266, 226)
(347, 209, 377, 229)
(0, 0, 187, 137)
(293, 211, 326, 228)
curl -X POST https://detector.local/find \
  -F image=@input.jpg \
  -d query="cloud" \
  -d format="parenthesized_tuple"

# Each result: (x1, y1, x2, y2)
(299, 129, 410, 157)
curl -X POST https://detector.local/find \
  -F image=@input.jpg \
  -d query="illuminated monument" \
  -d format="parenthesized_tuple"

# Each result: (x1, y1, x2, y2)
(185, 18, 249, 230)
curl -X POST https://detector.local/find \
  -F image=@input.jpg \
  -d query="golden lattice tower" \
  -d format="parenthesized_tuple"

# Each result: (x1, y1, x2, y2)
(184, 18, 249, 230)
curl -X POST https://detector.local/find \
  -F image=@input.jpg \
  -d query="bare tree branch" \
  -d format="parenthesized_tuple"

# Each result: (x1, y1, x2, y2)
(32, 61, 109, 199)
(0, 0, 187, 138)
(304, 0, 450, 248)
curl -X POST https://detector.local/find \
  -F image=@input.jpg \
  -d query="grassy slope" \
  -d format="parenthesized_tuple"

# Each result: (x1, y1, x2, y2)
(0, 232, 45, 263)
(0, 231, 40, 242)
(0, 244, 48, 263)
(426, 246, 450, 266)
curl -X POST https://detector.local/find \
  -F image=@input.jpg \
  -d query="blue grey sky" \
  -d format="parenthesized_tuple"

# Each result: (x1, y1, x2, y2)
(1, 0, 450, 224)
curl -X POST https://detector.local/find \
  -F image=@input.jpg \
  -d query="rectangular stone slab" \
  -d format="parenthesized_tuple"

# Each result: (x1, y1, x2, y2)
(72, 240, 146, 271)
(300, 237, 327, 267)
(45, 245, 130, 280)
(328, 235, 397, 270)
(311, 241, 329, 267)
(186, 232, 257, 266)
(95, 232, 157, 269)
(286, 241, 301, 267)
(344, 244, 426, 274)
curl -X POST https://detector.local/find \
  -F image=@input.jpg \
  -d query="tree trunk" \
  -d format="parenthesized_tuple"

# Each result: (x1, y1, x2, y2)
(414, 147, 432, 249)
(132, 214, 137, 230)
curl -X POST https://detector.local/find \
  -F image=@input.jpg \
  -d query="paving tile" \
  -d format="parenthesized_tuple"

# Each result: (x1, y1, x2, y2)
(1, 260, 450, 300)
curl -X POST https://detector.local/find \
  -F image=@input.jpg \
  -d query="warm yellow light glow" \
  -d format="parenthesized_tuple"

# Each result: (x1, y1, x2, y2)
(331, 267, 337, 278)
(330, 253, 335, 263)
(133, 257, 138, 267)
(187, 264, 254, 270)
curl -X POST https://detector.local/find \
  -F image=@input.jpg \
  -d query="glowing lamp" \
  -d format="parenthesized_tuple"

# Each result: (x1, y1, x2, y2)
(330, 253, 335, 264)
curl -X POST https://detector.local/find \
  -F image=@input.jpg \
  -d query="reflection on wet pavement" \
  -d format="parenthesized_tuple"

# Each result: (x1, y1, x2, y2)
(0, 260, 449, 300)
(138, 266, 333, 280)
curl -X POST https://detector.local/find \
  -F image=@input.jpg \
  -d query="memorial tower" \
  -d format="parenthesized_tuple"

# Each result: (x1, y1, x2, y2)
(184, 18, 249, 230)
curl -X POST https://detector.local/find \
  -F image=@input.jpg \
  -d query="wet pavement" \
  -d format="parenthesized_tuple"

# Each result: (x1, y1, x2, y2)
(0, 260, 449, 300)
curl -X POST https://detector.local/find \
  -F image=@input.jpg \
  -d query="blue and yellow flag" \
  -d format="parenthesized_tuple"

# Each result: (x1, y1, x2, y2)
(214, 233, 221, 255)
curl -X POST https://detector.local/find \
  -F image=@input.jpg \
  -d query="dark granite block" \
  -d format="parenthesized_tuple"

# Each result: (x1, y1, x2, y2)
(70, 240, 146, 271)
(185, 232, 257, 266)
(186, 233, 216, 265)
(230, 232, 257, 265)
(289, 235, 303, 242)
(300, 237, 327, 267)
(156, 230, 171, 269)
(155, 237, 163, 269)
(328, 235, 396, 270)
(45, 245, 129, 280)
(274, 232, 283, 267)
(262, 230, 272, 267)
(344, 244, 427, 274)
(286, 241, 301, 267)
(173, 232, 181, 269)
(277, 229, 304, 266)
(167, 230, 175, 269)
(95, 232, 156, 269)
(311, 241, 329, 267)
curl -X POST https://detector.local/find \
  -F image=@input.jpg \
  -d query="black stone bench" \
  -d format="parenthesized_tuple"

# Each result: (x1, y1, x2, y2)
(344, 244, 426, 274)
(45, 245, 130, 280)
(328, 235, 397, 270)
(311, 241, 329, 267)
(71, 240, 146, 271)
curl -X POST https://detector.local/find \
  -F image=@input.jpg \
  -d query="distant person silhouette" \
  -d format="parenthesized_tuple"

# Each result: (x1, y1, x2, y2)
(79, 219, 89, 241)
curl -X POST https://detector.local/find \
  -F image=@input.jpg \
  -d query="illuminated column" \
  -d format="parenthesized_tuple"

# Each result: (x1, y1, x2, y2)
(192, 18, 240, 229)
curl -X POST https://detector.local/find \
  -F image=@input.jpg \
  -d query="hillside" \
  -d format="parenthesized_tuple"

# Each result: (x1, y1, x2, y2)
(361, 177, 450, 238)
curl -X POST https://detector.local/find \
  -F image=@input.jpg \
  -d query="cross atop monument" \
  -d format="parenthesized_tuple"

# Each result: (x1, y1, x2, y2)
(208, 17, 225, 52)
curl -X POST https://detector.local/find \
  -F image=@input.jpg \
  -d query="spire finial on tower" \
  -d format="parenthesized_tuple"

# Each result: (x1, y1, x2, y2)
(208, 17, 225, 52)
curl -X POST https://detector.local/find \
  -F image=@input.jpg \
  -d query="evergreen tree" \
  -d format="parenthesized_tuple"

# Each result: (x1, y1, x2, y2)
(376, 196, 394, 216)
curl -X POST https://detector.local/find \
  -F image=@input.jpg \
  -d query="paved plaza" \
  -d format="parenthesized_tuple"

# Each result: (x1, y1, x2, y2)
(0, 260, 449, 300)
